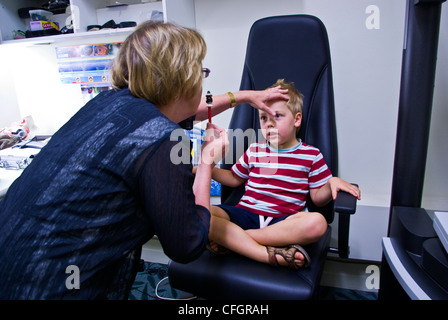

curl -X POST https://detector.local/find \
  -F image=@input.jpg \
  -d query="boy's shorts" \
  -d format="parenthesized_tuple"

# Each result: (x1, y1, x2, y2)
(217, 205, 288, 230)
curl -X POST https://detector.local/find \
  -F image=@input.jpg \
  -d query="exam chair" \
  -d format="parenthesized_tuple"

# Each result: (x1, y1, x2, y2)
(168, 15, 358, 300)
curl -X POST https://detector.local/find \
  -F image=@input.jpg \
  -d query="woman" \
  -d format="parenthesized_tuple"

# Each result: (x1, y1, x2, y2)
(0, 21, 286, 300)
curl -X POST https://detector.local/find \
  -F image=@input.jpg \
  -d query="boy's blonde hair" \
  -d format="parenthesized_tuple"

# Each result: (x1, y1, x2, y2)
(267, 79, 304, 133)
(111, 21, 207, 107)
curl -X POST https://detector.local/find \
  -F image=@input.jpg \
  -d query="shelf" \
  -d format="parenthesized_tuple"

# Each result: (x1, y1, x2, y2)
(1, 27, 134, 46)
(1, 0, 195, 46)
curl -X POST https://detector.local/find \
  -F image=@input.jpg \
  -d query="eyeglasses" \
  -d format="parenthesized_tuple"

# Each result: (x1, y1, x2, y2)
(202, 68, 211, 78)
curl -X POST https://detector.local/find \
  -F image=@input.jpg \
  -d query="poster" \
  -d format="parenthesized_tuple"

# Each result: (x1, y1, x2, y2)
(55, 42, 122, 101)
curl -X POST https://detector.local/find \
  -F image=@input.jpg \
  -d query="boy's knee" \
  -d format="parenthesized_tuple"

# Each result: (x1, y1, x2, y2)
(306, 212, 328, 241)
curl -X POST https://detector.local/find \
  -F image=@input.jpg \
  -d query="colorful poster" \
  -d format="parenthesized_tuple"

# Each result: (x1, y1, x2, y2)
(55, 42, 122, 101)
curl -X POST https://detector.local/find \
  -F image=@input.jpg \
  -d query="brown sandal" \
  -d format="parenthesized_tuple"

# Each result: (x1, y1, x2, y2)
(266, 244, 311, 270)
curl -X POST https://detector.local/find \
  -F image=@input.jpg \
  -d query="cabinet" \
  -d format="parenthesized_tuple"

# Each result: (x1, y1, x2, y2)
(0, 0, 195, 45)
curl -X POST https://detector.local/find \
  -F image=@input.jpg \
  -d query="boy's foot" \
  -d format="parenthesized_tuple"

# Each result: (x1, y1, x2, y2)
(266, 245, 311, 270)
(207, 240, 231, 255)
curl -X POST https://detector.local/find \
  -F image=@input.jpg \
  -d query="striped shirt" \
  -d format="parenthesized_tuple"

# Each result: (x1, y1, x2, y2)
(231, 140, 332, 217)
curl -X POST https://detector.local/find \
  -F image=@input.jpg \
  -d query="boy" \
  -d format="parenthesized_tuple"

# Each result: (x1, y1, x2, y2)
(208, 79, 360, 270)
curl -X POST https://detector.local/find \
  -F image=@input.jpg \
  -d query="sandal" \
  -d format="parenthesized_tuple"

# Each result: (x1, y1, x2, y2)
(266, 244, 311, 270)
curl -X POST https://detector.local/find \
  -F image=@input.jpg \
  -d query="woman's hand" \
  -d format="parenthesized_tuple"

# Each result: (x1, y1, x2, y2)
(241, 86, 289, 116)
(200, 123, 229, 165)
(193, 87, 289, 122)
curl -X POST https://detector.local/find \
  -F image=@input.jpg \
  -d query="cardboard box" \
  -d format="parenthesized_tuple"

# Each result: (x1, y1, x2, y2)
(30, 20, 60, 32)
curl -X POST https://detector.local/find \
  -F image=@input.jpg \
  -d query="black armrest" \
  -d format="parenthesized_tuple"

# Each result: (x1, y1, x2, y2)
(332, 184, 359, 259)
(334, 184, 359, 215)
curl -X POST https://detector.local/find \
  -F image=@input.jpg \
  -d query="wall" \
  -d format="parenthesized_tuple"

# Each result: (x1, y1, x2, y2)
(0, 34, 128, 133)
(1, 0, 447, 262)
(1, 43, 83, 134)
(0, 45, 21, 127)
(422, 4, 448, 211)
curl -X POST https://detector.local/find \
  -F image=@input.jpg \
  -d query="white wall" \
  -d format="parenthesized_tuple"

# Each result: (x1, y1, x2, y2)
(422, 4, 448, 211)
(1, 0, 447, 262)
(1, 44, 83, 134)
(0, 45, 21, 128)
(0, 34, 128, 134)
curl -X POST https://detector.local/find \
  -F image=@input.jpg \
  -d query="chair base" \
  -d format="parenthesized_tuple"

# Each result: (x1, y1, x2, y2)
(167, 226, 331, 300)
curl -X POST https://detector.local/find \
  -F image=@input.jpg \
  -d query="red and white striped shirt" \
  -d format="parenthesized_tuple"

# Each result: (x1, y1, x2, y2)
(231, 140, 332, 217)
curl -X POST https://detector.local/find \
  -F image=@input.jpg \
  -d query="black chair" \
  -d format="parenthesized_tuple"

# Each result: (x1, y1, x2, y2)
(168, 15, 358, 300)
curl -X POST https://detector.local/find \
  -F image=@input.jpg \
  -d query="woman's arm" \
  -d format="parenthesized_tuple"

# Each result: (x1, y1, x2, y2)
(193, 166, 246, 188)
(137, 138, 211, 263)
(193, 123, 229, 210)
(194, 87, 289, 121)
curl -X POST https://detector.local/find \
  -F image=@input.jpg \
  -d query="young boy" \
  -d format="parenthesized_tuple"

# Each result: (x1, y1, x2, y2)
(208, 79, 360, 270)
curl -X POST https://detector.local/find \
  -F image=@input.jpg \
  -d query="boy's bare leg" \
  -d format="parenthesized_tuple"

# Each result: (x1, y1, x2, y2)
(209, 206, 317, 268)
(246, 211, 328, 247)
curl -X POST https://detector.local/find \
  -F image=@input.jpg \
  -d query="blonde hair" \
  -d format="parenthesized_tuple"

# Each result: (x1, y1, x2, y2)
(111, 21, 207, 106)
(267, 79, 304, 133)
(268, 79, 304, 115)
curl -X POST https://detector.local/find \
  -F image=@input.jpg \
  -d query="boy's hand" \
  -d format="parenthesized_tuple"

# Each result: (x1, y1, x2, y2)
(328, 177, 361, 201)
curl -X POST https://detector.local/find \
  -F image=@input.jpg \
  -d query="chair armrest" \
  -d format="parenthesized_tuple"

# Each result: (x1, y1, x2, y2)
(334, 184, 359, 215)
(333, 184, 359, 259)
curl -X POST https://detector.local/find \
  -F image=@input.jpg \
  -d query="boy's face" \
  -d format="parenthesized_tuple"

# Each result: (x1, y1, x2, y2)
(259, 100, 302, 149)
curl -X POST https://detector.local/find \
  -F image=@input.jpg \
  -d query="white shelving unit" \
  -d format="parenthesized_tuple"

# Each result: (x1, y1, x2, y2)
(0, 0, 195, 45)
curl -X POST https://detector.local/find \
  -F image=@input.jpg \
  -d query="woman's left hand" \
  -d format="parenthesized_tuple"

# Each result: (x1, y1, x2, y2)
(244, 86, 289, 116)
(201, 123, 229, 165)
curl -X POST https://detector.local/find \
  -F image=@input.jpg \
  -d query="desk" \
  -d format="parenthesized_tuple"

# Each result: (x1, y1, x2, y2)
(0, 147, 40, 199)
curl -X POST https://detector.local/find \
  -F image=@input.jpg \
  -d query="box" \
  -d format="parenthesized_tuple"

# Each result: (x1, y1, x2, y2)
(185, 127, 221, 196)
(29, 9, 53, 21)
(30, 20, 60, 31)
